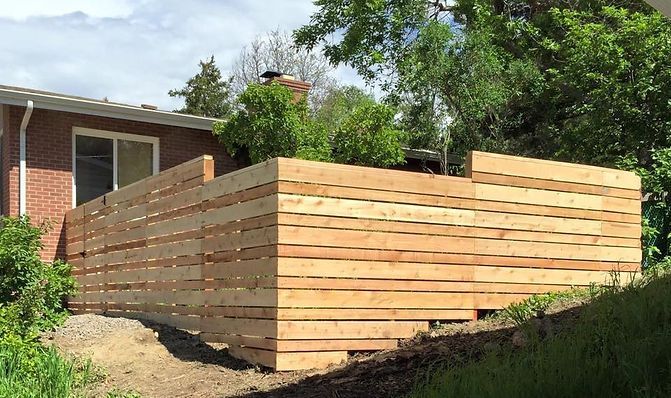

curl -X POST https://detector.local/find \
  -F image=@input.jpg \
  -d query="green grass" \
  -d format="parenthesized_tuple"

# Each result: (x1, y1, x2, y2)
(0, 343, 96, 398)
(491, 284, 598, 326)
(411, 273, 671, 398)
(106, 389, 142, 398)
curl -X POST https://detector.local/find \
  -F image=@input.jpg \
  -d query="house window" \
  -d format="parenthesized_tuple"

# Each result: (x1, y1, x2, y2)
(73, 127, 159, 207)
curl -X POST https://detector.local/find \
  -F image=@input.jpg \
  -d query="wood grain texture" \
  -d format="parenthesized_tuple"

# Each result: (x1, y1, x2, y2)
(65, 151, 642, 371)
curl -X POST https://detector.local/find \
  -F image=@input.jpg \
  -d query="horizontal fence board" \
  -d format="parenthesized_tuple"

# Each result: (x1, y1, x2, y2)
(275, 321, 428, 340)
(469, 171, 640, 199)
(277, 193, 476, 226)
(275, 245, 638, 272)
(276, 213, 639, 247)
(277, 157, 475, 198)
(201, 317, 277, 338)
(274, 258, 624, 286)
(277, 226, 641, 262)
(277, 290, 532, 310)
(468, 151, 640, 190)
(274, 351, 348, 371)
(274, 308, 475, 321)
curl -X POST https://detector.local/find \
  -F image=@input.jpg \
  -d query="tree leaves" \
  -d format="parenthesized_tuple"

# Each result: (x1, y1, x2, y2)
(168, 56, 233, 119)
(295, 0, 671, 171)
(212, 83, 332, 164)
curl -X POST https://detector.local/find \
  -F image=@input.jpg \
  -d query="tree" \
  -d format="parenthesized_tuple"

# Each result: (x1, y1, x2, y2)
(295, 0, 671, 170)
(332, 102, 407, 167)
(169, 56, 233, 118)
(232, 30, 335, 110)
(212, 83, 331, 165)
(314, 85, 375, 132)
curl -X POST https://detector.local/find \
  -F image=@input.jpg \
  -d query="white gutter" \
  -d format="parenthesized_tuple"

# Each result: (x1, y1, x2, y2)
(19, 100, 33, 216)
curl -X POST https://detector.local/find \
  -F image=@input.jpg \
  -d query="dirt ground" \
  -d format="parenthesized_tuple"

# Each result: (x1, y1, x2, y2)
(43, 301, 584, 398)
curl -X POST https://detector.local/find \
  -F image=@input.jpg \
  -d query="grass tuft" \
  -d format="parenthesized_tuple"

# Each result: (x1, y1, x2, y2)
(411, 273, 671, 398)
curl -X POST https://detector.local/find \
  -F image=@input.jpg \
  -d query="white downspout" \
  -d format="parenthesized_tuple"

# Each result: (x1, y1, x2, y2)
(19, 100, 33, 216)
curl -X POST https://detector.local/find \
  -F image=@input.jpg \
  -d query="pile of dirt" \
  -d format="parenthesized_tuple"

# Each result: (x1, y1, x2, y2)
(44, 300, 584, 398)
(43, 315, 307, 397)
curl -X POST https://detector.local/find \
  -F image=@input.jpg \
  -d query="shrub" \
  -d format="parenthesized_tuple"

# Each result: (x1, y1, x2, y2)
(0, 216, 87, 397)
(0, 216, 77, 335)
(332, 102, 407, 168)
(213, 82, 332, 164)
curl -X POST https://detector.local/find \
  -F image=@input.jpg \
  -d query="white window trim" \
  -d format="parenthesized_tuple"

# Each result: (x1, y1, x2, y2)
(72, 126, 159, 208)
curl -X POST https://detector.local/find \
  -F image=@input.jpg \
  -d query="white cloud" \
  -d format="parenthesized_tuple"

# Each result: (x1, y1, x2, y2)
(0, 0, 366, 110)
(0, 0, 135, 20)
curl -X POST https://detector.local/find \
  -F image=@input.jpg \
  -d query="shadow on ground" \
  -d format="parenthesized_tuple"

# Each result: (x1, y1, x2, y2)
(236, 306, 584, 398)
(104, 315, 258, 372)
(101, 305, 583, 398)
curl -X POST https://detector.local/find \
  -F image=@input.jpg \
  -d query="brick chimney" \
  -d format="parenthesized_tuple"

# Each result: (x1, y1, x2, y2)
(260, 71, 311, 102)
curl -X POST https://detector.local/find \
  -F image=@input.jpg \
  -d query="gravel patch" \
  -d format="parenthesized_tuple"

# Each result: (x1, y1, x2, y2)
(44, 314, 146, 341)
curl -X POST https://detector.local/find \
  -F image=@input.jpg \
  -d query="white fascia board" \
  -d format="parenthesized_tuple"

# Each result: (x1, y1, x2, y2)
(0, 88, 219, 131)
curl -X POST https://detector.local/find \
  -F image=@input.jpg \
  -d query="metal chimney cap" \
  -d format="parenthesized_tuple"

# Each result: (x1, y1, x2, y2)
(260, 70, 295, 80)
(260, 70, 282, 78)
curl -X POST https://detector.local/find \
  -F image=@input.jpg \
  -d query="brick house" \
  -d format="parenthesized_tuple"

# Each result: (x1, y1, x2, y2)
(0, 85, 238, 261)
(0, 75, 448, 261)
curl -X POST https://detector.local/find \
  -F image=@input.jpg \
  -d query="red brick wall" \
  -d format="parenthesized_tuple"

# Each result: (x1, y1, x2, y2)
(4, 105, 237, 261)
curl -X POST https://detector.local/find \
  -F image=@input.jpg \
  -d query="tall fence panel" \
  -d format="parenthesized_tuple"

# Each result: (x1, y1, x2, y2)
(66, 156, 215, 330)
(65, 151, 641, 371)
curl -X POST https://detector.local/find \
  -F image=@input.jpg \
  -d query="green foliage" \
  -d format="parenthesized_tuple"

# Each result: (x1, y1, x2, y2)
(545, 7, 671, 166)
(294, 0, 429, 83)
(411, 273, 671, 397)
(645, 256, 671, 278)
(0, 343, 95, 398)
(0, 216, 93, 397)
(0, 216, 77, 335)
(332, 102, 407, 167)
(296, 0, 671, 169)
(619, 149, 671, 266)
(106, 389, 142, 398)
(169, 56, 233, 118)
(496, 287, 594, 327)
(213, 83, 332, 164)
(314, 85, 375, 132)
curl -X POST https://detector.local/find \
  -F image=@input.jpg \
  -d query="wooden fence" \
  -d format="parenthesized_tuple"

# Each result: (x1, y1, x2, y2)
(65, 151, 641, 370)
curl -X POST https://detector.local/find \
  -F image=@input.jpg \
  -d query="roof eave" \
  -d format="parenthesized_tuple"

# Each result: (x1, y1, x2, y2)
(0, 88, 218, 131)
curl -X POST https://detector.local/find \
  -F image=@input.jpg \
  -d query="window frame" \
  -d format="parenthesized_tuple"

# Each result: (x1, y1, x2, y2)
(72, 127, 159, 208)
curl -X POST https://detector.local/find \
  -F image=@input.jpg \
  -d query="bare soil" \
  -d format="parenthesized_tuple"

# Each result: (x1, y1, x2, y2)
(44, 300, 585, 398)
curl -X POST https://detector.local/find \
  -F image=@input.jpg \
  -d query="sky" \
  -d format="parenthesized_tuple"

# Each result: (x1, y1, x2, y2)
(0, 0, 365, 111)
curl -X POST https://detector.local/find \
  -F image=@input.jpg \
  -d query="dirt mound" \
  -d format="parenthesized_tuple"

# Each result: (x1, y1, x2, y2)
(43, 315, 309, 397)
(44, 301, 583, 398)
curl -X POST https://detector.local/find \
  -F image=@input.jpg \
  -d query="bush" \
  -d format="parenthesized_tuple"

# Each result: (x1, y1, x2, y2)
(0, 216, 88, 397)
(332, 102, 407, 168)
(0, 216, 77, 335)
(213, 82, 332, 164)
